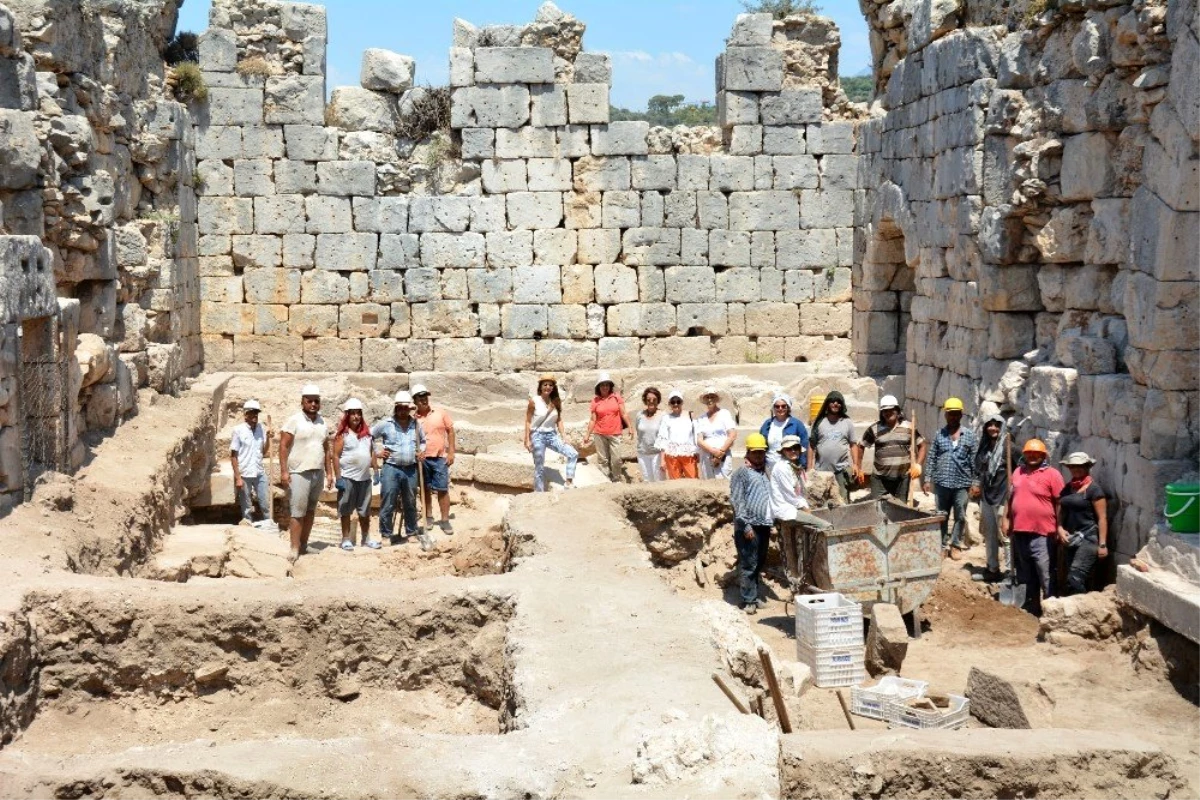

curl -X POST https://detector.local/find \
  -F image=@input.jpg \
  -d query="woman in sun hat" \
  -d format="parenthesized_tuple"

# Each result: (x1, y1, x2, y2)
(524, 373, 577, 492)
(694, 387, 737, 480)
(654, 389, 699, 479)
(1057, 451, 1108, 596)
(584, 373, 632, 482)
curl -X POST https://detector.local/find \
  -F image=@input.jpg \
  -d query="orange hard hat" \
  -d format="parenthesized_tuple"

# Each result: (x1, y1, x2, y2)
(1022, 438, 1048, 455)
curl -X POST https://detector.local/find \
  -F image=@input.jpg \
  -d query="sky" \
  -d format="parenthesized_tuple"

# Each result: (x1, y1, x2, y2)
(176, 0, 871, 110)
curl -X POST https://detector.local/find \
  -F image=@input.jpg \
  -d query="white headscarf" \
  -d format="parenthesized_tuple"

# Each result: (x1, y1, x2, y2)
(772, 393, 793, 413)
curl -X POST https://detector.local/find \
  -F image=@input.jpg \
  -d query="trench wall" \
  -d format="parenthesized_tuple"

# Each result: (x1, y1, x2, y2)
(192, 1, 861, 374)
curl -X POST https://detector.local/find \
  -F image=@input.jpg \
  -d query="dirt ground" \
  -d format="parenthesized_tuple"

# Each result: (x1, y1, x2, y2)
(691, 538, 1200, 791)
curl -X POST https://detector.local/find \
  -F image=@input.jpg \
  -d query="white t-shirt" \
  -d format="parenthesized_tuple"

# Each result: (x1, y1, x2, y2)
(770, 460, 811, 521)
(282, 412, 327, 473)
(338, 429, 373, 481)
(230, 422, 265, 478)
(530, 395, 559, 432)
(694, 408, 736, 451)
(654, 413, 697, 456)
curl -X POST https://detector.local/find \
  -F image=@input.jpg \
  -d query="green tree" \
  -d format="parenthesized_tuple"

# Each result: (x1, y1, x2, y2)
(740, 0, 821, 18)
(840, 75, 872, 103)
(646, 94, 685, 125)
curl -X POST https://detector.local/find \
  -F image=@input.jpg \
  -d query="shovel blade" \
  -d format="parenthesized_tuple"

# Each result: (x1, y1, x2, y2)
(998, 578, 1026, 608)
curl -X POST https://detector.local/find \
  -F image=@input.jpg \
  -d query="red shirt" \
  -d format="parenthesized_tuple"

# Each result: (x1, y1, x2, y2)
(1010, 465, 1065, 535)
(590, 393, 624, 436)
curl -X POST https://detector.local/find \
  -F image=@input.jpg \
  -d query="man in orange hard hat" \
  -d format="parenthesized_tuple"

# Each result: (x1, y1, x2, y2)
(1006, 438, 1065, 616)
(923, 397, 977, 560)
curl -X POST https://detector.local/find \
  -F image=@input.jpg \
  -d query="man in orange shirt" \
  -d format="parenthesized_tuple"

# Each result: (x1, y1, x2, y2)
(412, 384, 456, 535)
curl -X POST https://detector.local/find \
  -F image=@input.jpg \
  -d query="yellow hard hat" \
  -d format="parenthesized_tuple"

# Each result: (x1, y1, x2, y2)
(745, 433, 768, 451)
(943, 397, 964, 412)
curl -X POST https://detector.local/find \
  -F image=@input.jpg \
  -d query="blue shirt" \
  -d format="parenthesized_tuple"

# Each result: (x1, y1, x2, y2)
(924, 426, 977, 490)
(759, 416, 809, 468)
(370, 416, 425, 466)
(730, 465, 774, 526)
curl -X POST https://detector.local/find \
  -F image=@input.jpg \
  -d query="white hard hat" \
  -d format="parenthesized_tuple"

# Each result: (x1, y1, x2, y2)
(344, 398, 364, 411)
(243, 399, 261, 411)
(410, 383, 429, 397)
(879, 394, 900, 410)
(300, 383, 321, 397)
(393, 390, 414, 406)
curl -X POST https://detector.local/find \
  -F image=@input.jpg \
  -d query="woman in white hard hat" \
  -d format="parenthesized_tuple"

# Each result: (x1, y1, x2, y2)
(583, 373, 633, 482)
(1057, 451, 1108, 596)
(855, 395, 926, 504)
(329, 398, 380, 551)
(654, 389, 699, 479)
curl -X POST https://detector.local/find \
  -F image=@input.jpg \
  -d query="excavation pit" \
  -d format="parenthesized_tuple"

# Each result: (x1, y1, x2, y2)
(1, 583, 517, 772)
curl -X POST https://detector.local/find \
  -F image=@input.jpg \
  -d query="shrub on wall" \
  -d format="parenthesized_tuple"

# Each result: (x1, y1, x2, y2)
(171, 62, 208, 103)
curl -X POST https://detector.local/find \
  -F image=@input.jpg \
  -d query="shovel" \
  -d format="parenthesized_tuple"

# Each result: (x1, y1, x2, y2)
(998, 431, 1026, 608)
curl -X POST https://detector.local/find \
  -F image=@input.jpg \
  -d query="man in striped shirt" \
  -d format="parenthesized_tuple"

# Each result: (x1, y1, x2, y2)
(730, 433, 774, 615)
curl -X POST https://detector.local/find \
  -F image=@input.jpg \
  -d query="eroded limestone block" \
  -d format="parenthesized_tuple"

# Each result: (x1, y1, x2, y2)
(360, 49, 415, 93)
(965, 667, 1055, 729)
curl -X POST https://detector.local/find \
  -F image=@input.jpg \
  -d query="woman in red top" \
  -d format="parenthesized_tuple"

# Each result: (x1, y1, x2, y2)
(1005, 438, 1065, 616)
(583, 373, 633, 482)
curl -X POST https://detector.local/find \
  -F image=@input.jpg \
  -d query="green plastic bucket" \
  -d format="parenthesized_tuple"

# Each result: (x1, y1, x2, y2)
(1165, 482, 1200, 533)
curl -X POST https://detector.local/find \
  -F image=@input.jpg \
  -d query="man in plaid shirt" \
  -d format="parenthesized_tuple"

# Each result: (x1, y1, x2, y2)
(730, 433, 775, 615)
(923, 397, 977, 559)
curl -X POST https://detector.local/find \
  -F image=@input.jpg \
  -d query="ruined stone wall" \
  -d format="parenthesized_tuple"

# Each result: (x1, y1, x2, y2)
(193, 2, 860, 373)
(860, 0, 1199, 562)
(0, 0, 202, 509)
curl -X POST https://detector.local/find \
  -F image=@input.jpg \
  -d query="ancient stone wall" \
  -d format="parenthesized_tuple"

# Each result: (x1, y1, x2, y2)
(0, 0, 202, 510)
(859, 0, 1198, 562)
(193, 2, 860, 373)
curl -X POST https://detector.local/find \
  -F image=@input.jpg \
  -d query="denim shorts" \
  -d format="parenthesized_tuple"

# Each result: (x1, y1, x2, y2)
(422, 457, 449, 491)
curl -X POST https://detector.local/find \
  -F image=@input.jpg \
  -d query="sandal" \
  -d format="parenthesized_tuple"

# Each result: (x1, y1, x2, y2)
(363, 540, 381, 550)
(340, 540, 355, 551)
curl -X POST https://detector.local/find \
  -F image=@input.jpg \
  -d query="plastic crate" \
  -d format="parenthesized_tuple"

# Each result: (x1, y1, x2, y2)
(885, 693, 970, 730)
(795, 592, 864, 649)
(797, 641, 866, 688)
(850, 677, 929, 721)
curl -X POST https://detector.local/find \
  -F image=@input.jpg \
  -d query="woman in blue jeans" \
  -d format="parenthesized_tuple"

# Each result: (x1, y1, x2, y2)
(1057, 452, 1108, 595)
(524, 374, 577, 492)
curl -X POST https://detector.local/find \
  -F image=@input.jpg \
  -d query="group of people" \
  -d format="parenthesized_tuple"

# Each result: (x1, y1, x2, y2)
(230, 383, 457, 561)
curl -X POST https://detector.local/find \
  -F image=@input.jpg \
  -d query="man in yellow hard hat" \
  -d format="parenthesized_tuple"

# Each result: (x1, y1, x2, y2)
(923, 397, 977, 560)
(730, 433, 774, 614)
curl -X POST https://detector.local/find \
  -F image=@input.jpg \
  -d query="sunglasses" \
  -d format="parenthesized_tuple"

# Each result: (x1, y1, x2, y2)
(669, 399, 683, 404)
(773, 404, 789, 410)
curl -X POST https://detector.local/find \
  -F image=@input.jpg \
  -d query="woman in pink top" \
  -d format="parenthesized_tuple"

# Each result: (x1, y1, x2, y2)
(1005, 438, 1065, 616)
(583, 373, 632, 482)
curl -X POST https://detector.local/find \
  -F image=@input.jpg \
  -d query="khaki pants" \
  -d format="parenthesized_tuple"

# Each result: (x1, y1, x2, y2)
(593, 434, 622, 482)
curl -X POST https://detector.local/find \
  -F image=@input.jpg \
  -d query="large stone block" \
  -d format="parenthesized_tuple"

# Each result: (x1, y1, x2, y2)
(729, 191, 799, 230)
(274, 160, 317, 194)
(316, 160, 376, 196)
(534, 229, 577, 264)
(482, 159, 528, 193)
(527, 158, 572, 191)
(595, 263, 638, 303)
(722, 46, 784, 92)
(710, 155, 755, 191)
(566, 83, 609, 124)
(232, 158, 275, 196)
(304, 195, 353, 233)
(486, 230, 533, 267)
(412, 300, 478, 338)
(467, 268, 513, 302)
(530, 84, 567, 127)
(763, 125, 806, 155)
(433, 338, 490, 371)
(231, 235, 282, 269)
(1060, 132, 1113, 201)
(745, 302, 799, 336)
(196, 126, 242, 161)
(265, 75, 325, 125)
(574, 155, 631, 191)
(362, 338, 434, 372)
(676, 303, 727, 335)
(289, 304, 339, 336)
(316, 233, 378, 271)
(760, 89, 822, 124)
(622, 228, 680, 266)
(360, 49, 415, 93)
(574, 53, 612, 84)
(536, 340, 598, 370)
(507, 192, 563, 229)
(198, 197, 254, 235)
(1027, 365, 1079, 429)
(1129, 186, 1198, 282)
(495, 126, 555, 159)
(206, 88, 264, 126)
(664, 266, 716, 302)
(776, 229, 837, 268)
(243, 268, 301, 304)
(353, 196, 408, 232)
(578, 229, 622, 264)
(512, 265, 562, 303)
(379, 233, 420, 268)
(639, 336, 712, 366)
(303, 337, 361, 371)
(799, 303, 851, 336)
(301, 270, 349, 304)
(285, 125, 339, 160)
(502, 304, 550, 338)
(451, 85, 531, 128)
(337, 303, 390, 338)
(474, 47, 554, 84)
(409, 196, 471, 232)
(201, 303, 255, 336)
(592, 121, 650, 156)
(421, 232, 486, 269)
(461, 128, 494, 160)
(807, 122, 855, 154)
(241, 127, 285, 158)
(253, 195, 304, 235)
(720, 90, 760, 126)
(798, 190, 854, 228)
(710, 230, 751, 267)
(199, 28, 237, 72)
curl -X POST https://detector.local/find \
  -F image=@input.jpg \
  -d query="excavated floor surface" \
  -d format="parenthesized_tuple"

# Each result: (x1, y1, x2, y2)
(0, 379, 1195, 798)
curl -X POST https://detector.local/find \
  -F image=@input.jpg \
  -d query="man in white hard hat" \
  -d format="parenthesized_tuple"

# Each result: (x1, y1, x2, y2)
(371, 390, 429, 550)
(411, 383, 456, 535)
(854, 395, 926, 504)
(279, 384, 330, 562)
(230, 399, 272, 526)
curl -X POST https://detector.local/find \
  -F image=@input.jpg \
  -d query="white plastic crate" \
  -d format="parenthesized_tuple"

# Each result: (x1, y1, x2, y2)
(797, 641, 866, 688)
(795, 592, 864, 649)
(849, 677, 929, 720)
(885, 693, 970, 730)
